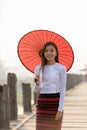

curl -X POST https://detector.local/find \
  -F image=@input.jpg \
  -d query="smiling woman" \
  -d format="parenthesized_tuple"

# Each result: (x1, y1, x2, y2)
(34, 42, 67, 130)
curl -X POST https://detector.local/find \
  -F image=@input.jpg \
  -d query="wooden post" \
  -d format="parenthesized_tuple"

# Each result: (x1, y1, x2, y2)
(66, 74, 72, 90)
(0, 84, 10, 129)
(7, 73, 17, 120)
(22, 83, 32, 113)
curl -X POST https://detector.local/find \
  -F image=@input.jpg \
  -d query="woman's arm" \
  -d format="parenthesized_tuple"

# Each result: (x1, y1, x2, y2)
(58, 66, 67, 112)
(55, 66, 66, 120)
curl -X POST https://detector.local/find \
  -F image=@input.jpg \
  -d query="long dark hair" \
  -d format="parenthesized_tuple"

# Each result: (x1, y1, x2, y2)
(40, 42, 59, 66)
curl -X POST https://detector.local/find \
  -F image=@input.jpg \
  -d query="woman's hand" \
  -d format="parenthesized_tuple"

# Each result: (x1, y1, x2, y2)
(34, 75, 40, 86)
(55, 111, 63, 121)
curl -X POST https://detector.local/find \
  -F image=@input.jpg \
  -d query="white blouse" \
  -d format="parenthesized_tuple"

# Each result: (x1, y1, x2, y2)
(34, 63, 67, 112)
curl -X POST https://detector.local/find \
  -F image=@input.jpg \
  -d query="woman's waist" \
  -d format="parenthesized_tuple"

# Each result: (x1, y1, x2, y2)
(38, 92, 60, 98)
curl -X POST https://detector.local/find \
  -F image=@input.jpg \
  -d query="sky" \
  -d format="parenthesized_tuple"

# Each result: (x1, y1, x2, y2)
(0, 0, 87, 73)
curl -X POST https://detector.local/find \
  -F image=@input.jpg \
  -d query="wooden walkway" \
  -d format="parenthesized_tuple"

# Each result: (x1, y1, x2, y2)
(11, 81, 87, 130)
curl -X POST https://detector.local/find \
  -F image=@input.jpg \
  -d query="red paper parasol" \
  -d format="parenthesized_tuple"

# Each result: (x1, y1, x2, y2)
(17, 30, 74, 73)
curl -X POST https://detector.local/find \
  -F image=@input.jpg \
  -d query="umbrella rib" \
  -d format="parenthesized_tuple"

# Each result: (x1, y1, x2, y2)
(46, 31, 47, 42)
(22, 56, 41, 63)
(41, 30, 45, 45)
(58, 44, 71, 48)
(22, 39, 38, 47)
(21, 36, 38, 47)
(54, 37, 63, 45)
(59, 55, 73, 60)
(59, 57, 73, 65)
(60, 55, 74, 59)
(35, 31, 43, 45)
(58, 46, 73, 51)
(27, 34, 41, 49)
(20, 53, 39, 60)
(58, 42, 72, 48)
(59, 51, 74, 55)
(52, 35, 60, 42)
(19, 46, 38, 51)
(20, 41, 38, 49)
(29, 58, 41, 67)
(60, 59, 71, 67)
(30, 33, 41, 45)
(49, 32, 54, 41)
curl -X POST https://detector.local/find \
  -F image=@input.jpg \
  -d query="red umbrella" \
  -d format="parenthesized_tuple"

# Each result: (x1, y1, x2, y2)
(17, 29, 74, 73)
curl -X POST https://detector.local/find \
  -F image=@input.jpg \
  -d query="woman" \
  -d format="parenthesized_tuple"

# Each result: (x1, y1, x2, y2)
(34, 42, 67, 130)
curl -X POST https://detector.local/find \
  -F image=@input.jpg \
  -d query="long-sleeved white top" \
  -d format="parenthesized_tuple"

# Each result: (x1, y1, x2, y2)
(34, 63, 67, 112)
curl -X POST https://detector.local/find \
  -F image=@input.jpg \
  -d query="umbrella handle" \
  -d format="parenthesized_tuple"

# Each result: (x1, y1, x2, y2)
(34, 66, 42, 83)
(34, 78, 37, 82)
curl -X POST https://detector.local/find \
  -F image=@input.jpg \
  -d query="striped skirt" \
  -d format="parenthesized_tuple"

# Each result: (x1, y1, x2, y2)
(36, 93, 63, 130)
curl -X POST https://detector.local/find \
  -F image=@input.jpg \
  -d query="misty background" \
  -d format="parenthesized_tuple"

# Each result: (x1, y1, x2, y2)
(0, 0, 87, 105)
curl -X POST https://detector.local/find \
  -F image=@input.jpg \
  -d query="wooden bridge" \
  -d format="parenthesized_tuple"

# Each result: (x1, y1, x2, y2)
(10, 81, 87, 130)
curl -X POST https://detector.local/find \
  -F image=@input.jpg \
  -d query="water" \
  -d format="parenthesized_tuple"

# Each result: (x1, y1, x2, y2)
(17, 87, 34, 115)
(17, 87, 23, 106)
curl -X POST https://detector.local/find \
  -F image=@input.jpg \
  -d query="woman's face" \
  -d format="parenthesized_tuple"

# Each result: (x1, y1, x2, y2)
(44, 45, 57, 62)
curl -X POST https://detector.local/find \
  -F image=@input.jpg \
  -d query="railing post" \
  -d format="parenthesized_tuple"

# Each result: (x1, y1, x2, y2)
(7, 73, 17, 120)
(0, 84, 10, 129)
(22, 83, 32, 113)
